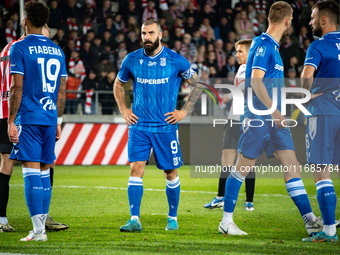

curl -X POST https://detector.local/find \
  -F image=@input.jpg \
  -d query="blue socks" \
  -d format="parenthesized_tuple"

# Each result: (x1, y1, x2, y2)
(23, 168, 43, 217)
(223, 170, 245, 213)
(166, 176, 180, 218)
(316, 179, 336, 235)
(40, 169, 51, 215)
(128, 177, 143, 219)
(286, 178, 316, 224)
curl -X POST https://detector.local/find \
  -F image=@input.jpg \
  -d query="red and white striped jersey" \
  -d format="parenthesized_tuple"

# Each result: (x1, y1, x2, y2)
(0, 41, 15, 119)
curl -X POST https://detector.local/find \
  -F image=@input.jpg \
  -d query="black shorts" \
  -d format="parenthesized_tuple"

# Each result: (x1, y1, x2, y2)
(0, 119, 13, 153)
(222, 120, 240, 150)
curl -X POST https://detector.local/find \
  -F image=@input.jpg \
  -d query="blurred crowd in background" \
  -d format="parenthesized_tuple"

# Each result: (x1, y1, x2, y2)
(0, 0, 317, 115)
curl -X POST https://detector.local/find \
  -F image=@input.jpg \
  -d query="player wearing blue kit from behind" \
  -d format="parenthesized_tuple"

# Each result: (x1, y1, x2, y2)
(8, 2, 66, 242)
(114, 20, 202, 232)
(219, 2, 321, 237)
(300, 0, 340, 243)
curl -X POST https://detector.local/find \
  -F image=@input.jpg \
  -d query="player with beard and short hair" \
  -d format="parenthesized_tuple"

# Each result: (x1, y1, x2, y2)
(114, 20, 203, 232)
(218, 1, 322, 237)
(300, 0, 340, 243)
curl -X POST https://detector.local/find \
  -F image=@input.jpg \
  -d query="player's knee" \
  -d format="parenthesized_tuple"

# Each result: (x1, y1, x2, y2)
(164, 169, 177, 180)
(130, 162, 145, 177)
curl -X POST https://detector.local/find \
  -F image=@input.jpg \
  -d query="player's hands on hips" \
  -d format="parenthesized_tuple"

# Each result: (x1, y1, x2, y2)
(310, 92, 323, 100)
(164, 109, 187, 124)
(122, 108, 138, 126)
(222, 94, 231, 104)
(271, 109, 285, 129)
(56, 124, 62, 141)
(8, 121, 18, 143)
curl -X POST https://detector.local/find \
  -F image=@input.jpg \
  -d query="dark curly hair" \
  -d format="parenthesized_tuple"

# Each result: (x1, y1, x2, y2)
(24, 2, 50, 28)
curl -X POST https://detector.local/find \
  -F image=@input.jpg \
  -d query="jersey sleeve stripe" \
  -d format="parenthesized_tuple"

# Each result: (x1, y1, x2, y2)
(303, 63, 318, 69)
(10, 71, 24, 75)
(117, 75, 128, 83)
(252, 66, 266, 72)
(61, 74, 67, 77)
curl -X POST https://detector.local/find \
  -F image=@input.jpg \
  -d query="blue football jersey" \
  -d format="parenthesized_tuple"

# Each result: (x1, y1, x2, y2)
(117, 46, 194, 132)
(304, 31, 340, 117)
(10, 34, 67, 126)
(244, 33, 284, 119)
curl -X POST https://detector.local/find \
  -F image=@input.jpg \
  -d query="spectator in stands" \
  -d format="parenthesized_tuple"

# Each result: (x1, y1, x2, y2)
(80, 40, 93, 72)
(81, 69, 99, 114)
(202, 3, 216, 27)
(215, 39, 226, 73)
(98, 70, 116, 115)
(285, 68, 301, 98)
(209, 66, 218, 78)
(247, 4, 257, 20)
(81, 0, 96, 21)
(169, 27, 183, 48)
(192, 29, 205, 48)
(9, 11, 20, 37)
(94, 53, 116, 80)
(113, 13, 126, 33)
(214, 16, 232, 42)
(253, 12, 266, 36)
(64, 39, 76, 65)
(112, 31, 126, 51)
(79, 15, 93, 37)
(234, 10, 253, 39)
(204, 28, 215, 46)
(81, 29, 95, 45)
(65, 49, 85, 114)
(205, 51, 219, 74)
(287, 56, 303, 77)
(197, 44, 207, 59)
(53, 29, 68, 47)
(180, 33, 197, 64)
(172, 40, 182, 53)
(222, 54, 237, 75)
(125, 0, 139, 25)
(227, 31, 237, 44)
(101, 29, 114, 48)
(142, 0, 158, 23)
(200, 17, 213, 39)
(99, 16, 117, 38)
(184, 16, 196, 36)
(69, 29, 81, 51)
(5, 19, 16, 44)
(161, 29, 171, 47)
(281, 35, 302, 69)
(224, 41, 236, 59)
(168, 2, 183, 27)
(90, 36, 105, 65)
(126, 31, 140, 52)
(103, 44, 115, 65)
(298, 26, 312, 48)
(191, 54, 209, 78)
(48, 0, 64, 29)
(116, 48, 127, 70)
(66, 13, 79, 36)
(96, 0, 112, 24)
(62, 0, 81, 23)
(206, 43, 215, 53)
(126, 16, 140, 35)
(184, 1, 200, 26)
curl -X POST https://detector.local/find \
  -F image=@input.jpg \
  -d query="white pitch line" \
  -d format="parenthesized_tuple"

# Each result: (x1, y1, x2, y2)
(0, 253, 38, 255)
(9, 184, 323, 199)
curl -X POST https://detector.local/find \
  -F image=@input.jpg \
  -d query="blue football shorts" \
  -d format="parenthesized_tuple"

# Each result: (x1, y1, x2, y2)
(306, 115, 340, 164)
(10, 125, 57, 164)
(237, 118, 295, 159)
(128, 128, 183, 170)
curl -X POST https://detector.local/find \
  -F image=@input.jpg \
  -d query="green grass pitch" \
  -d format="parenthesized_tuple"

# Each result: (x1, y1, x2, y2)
(0, 165, 339, 254)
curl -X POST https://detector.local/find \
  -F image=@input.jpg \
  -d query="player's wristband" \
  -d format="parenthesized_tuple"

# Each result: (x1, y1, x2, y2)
(57, 117, 63, 125)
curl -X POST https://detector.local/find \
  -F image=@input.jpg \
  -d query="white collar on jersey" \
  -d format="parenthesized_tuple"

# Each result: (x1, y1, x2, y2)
(143, 46, 164, 59)
(262, 33, 280, 48)
(26, 34, 46, 37)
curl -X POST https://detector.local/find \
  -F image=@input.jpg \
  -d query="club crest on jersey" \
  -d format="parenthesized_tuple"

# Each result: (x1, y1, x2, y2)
(173, 157, 179, 166)
(256, 46, 266, 57)
(148, 61, 157, 66)
(309, 117, 317, 140)
(160, 58, 166, 66)
(39, 96, 57, 111)
(139, 59, 143, 65)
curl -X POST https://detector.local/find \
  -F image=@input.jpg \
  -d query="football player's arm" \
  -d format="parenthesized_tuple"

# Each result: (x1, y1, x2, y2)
(113, 78, 138, 125)
(8, 74, 23, 143)
(300, 65, 322, 100)
(56, 76, 66, 141)
(164, 72, 203, 124)
(251, 69, 285, 128)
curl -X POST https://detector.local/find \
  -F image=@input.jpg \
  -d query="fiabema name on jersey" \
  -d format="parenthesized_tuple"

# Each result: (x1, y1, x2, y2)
(28, 46, 63, 57)
(137, 77, 169, 84)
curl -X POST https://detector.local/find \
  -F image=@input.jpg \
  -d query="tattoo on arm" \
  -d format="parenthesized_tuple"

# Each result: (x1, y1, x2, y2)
(113, 79, 127, 114)
(57, 77, 66, 117)
(181, 73, 203, 114)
